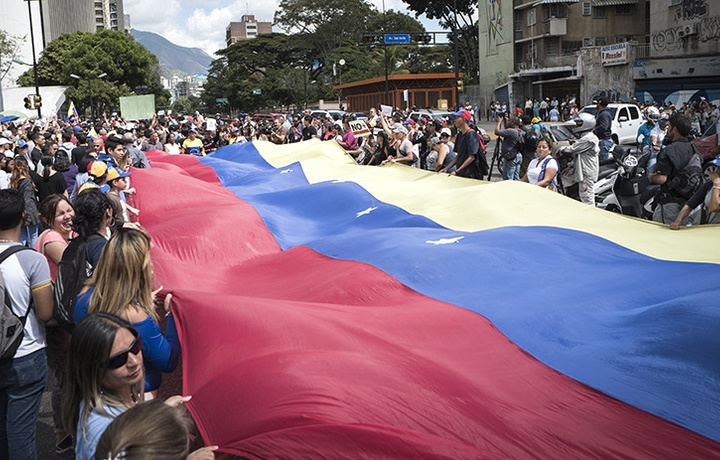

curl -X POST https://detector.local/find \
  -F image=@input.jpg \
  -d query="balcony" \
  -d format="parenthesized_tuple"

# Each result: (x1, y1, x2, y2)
(634, 44, 650, 59)
(542, 18, 567, 36)
(514, 54, 577, 73)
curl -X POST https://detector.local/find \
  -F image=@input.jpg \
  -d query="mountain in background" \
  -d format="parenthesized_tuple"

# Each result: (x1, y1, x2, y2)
(130, 29, 214, 76)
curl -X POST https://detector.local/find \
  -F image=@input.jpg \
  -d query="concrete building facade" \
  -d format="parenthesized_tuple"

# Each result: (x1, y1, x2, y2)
(41, 0, 125, 43)
(634, 0, 720, 106)
(226, 15, 273, 48)
(509, 0, 648, 106)
(41, 0, 95, 43)
(478, 0, 652, 108)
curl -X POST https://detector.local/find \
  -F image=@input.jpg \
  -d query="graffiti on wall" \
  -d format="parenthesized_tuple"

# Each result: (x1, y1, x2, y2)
(589, 89, 630, 105)
(676, 0, 709, 21)
(651, 15, 720, 52)
(700, 15, 720, 42)
(487, 0, 505, 54)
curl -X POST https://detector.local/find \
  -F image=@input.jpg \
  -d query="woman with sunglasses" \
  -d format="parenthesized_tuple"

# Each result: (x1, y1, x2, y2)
(64, 314, 217, 460)
(63, 313, 146, 460)
(74, 228, 180, 394)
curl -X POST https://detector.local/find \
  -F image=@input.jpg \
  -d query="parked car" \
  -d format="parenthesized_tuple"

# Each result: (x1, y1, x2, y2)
(253, 113, 283, 123)
(351, 111, 368, 121)
(408, 110, 454, 123)
(310, 110, 346, 121)
(578, 103, 642, 145)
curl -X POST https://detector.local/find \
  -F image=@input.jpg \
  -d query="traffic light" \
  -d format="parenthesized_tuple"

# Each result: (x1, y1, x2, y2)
(457, 80, 464, 93)
(412, 33, 433, 44)
(360, 34, 384, 45)
(33, 95, 42, 108)
(24, 95, 32, 109)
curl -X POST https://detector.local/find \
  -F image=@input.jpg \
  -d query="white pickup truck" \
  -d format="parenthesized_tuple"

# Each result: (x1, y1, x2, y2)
(578, 103, 643, 145)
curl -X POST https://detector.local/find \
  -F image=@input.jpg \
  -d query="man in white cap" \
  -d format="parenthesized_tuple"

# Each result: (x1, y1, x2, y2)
(388, 125, 415, 166)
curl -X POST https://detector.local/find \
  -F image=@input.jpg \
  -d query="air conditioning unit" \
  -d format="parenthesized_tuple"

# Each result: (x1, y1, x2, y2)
(678, 24, 697, 38)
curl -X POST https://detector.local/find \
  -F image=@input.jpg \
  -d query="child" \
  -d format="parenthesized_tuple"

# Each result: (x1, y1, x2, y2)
(106, 167, 139, 224)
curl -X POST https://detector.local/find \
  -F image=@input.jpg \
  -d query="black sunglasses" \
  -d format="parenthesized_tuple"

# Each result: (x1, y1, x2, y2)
(105, 330, 142, 370)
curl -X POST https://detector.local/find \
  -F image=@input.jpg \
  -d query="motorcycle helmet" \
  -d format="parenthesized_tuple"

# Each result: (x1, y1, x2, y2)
(571, 112, 596, 135)
(646, 106, 660, 122)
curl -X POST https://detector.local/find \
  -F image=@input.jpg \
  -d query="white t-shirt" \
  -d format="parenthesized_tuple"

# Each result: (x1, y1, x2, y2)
(0, 170, 9, 189)
(650, 126, 667, 146)
(164, 142, 180, 155)
(0, 242, 51, 358)
(527, 156, 558, 185)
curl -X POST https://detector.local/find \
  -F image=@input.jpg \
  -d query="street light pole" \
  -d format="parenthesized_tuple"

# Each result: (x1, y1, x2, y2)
(382, 0, 389, 106)
(26, 0, 41, 118)
(453, 0, 461, 112)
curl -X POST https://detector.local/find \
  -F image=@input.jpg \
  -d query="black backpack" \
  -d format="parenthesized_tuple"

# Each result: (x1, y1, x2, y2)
(520, 126, 539, 156)
(53, 234, 102, 332)
(0, 246, 32, 361)
(667, 145, 704, 200)
(467, 129, 489, 179)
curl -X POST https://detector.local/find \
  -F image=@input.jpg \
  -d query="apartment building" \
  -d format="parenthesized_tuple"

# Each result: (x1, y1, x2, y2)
(226, 15, 273, 48)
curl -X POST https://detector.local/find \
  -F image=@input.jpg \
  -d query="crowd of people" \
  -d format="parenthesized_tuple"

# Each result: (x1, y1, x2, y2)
(0, 113, 220, 459)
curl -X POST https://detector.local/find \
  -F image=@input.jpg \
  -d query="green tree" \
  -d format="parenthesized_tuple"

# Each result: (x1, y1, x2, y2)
(17, 29, 167, 117)
(204, 1, 435, 111)
(171, 95, 203, 115)
(401, 0, 479, 83)
(0, 29, 25, 82)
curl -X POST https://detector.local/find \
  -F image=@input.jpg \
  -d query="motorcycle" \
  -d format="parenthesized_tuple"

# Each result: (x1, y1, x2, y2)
(598, 146, 658, 218)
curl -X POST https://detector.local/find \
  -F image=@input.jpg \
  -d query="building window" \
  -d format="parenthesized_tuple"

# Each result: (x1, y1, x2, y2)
(543, 4, 568, 20)
(615, 35, 633, 43)
(527, 8, 536, 27)
(528, 43, 537, 61)
(110, 3, 117, 12)
(545, 38, 559, 56)
(593, 6, 606, 18)
(582, 37, 593, 47)
(669, 0, 682, 5)
(582, 2, 591, 16)
(594, 37, 607, 46)
(514, 11, 522, 32)
(615, 5, 633, 15)
(95, 2, 102, 7)
(562, 40, 582, 54)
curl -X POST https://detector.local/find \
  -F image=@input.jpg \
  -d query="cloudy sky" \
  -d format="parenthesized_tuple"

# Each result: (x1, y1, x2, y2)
(124, 0, 445, 58)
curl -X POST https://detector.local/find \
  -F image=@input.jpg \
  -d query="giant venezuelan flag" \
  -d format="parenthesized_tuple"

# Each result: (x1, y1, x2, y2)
(133, 140, 720, 458)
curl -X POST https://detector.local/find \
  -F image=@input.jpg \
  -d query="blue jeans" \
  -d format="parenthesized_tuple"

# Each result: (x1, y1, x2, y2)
(598, 138, 613, 163)
(502, 153, 522, 180)
(0, 349, 48, 460)
(20, 224, 39, 249)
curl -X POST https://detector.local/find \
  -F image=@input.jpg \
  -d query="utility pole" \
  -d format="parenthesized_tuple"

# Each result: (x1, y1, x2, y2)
(26, 0, 42, 118)
(382, 0, 390, 106)
(453, 0, 460, 111)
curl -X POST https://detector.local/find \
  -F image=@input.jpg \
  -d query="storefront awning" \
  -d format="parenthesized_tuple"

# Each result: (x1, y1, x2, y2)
(591, 0, 638, 6)
(533, 0, 579, 5)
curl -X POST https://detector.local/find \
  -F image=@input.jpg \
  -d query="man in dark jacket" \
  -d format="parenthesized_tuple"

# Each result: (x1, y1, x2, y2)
(593, 97, 613, 162)
(649, 112, 704, 225)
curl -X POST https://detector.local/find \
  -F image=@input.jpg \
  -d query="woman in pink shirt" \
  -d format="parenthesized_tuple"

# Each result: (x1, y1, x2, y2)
(34, 193, 75, 454)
